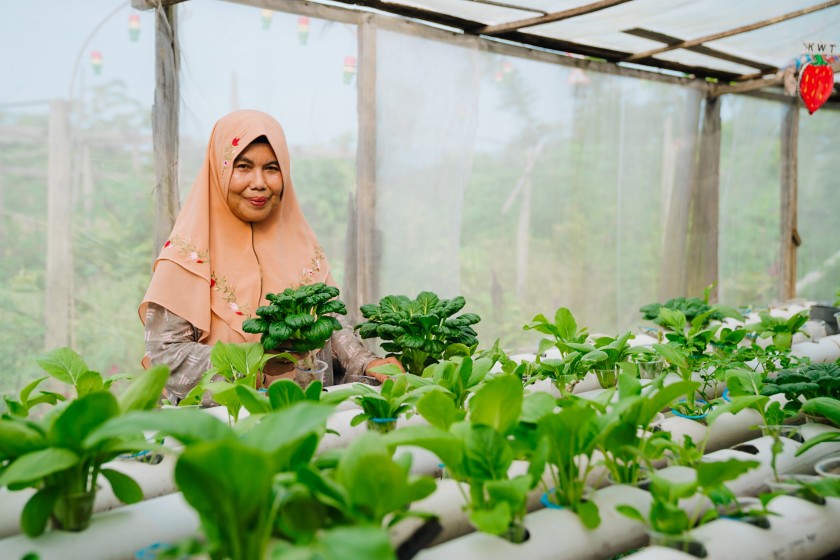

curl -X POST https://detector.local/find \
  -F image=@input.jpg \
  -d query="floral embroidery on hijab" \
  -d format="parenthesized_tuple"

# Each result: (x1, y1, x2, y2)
(295, 246, 326, 287)
(167, 236, 209, 264)
(222, 137, 240, 167)
(210, 272, 251, 317)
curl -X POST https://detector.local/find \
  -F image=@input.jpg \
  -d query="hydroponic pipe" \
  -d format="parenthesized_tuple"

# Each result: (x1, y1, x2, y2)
(412, 484, 652, 560)
(0, 452, 178, 539)
(0, 493, 200, 560)
(623, 496, 840, 560)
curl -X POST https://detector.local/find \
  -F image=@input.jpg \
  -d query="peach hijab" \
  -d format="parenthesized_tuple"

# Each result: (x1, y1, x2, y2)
(139, 109, 330, 344)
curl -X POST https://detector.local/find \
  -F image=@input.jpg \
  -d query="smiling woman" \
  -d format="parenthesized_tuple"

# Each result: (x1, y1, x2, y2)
(138, 110, 400, 403)
(226, 137, 283, 222)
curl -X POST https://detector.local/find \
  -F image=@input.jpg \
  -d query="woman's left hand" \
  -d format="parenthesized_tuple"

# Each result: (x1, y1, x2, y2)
(365, 356, 405, 383)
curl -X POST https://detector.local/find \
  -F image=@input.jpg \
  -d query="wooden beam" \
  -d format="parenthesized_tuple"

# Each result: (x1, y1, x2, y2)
(223, 0, 362, 24)
(355, 15, 378, 311)
(624, 28, 777, 72)
(328, 0, 483, 31)
(477, 0, 633, 36)
(780, 102, 799, 300)
(45, 100, 73, 350)
(151, 2, 181, 258)
(625, 1, 840, 62)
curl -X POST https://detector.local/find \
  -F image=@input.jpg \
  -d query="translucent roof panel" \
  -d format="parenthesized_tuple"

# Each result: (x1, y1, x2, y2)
(708, 6, 840, 69)
(653, 49, 761, 76)
(520, 0, 821, 48)
(379, 0, 538, 25)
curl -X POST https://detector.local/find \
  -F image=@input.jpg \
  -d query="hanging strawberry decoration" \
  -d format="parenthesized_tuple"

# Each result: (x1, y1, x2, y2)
(799, 55, 834, 115)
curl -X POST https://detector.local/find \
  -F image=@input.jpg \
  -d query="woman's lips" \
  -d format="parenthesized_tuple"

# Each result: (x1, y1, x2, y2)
(247, 197, 268, 207)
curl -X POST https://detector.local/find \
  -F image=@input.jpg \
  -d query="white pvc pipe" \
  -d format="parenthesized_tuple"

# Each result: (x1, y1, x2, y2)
(0, 453, 178, 539)
(624, 496, 840, 560)
(414, 485, 651, 560)
(0, 493, 200, 560)
(717, 424, 840, 496)
(793, 334, 840, 363)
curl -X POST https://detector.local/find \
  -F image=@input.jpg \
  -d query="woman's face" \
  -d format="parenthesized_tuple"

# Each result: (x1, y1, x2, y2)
(226, 142, 283, 222)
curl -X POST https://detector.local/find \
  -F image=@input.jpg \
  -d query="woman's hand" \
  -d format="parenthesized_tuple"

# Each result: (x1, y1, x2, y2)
(365, 356, 405, 383)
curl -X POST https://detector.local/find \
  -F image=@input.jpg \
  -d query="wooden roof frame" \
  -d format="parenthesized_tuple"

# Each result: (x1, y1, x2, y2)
(135, 0, 840, 98)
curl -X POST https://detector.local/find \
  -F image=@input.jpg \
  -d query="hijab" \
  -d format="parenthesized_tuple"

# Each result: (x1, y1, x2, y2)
(139, 109, 330, 344)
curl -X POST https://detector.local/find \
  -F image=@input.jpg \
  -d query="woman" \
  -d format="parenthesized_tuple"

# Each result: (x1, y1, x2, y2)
(140, 109, 397, 403)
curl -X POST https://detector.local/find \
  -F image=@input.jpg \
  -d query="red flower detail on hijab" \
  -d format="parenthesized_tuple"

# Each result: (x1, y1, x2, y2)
(232, 137, 240, 147)
(164, 240, 171, 248)
(210, 279, 216, 288)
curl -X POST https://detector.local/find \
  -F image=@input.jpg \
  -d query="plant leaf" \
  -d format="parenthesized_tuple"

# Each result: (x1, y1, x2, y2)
(21, 486, 60, 537)
(101, 468, 144, 504)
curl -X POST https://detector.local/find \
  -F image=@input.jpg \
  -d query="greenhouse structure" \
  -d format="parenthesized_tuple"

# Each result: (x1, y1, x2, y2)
(1, 0, 840, 559)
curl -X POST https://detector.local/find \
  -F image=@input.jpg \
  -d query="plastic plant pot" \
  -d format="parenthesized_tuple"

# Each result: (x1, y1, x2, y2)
(670, 399, 710, 421)
(366, 417, 398, 434)
(814, 455, 840, 479)
(594, 366, 618, 389)
(294, 358, 328, 389)
(52, 490, 97, 532)
(637, 359, 664, 380)
(647, 530, 708, 558)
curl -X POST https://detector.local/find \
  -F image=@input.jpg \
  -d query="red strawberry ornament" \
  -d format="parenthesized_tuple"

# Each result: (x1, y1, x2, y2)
(799, 56, 835, 115)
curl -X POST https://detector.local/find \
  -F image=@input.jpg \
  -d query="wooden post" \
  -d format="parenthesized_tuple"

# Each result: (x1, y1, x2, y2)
(151, 2, 180, 258)
(354, 15, 377, 309)
(343, 192, 359, 323)
(45, 100, 74, 350)
(659, 87, 703, 300)
(780, 101, 799, 300)
(685, 95, 721, 301)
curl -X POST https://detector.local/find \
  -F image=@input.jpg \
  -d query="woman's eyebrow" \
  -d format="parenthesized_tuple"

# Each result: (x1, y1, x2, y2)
(235, 156, 254, 165)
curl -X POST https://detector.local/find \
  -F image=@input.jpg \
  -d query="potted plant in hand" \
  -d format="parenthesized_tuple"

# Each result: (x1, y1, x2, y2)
(243, 282, 347, 387)
(0, 351, 170, 536)
(355, 291, 480, 375)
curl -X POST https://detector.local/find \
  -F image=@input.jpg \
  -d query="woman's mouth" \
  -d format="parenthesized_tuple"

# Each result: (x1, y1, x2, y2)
(247, 197, 268, 208)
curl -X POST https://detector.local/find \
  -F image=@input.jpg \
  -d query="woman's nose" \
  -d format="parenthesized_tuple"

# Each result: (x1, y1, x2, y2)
(251, 170, 267, 190)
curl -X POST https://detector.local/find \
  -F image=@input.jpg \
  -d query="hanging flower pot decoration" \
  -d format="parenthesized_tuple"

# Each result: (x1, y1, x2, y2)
(90, 51, 102, 75)
(343, 55, 357, 85)
(799, 55, 834, 114)
(128, 14, 140, 42)
(261, 9, 272, 31)
(298, 16, 310, 45)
